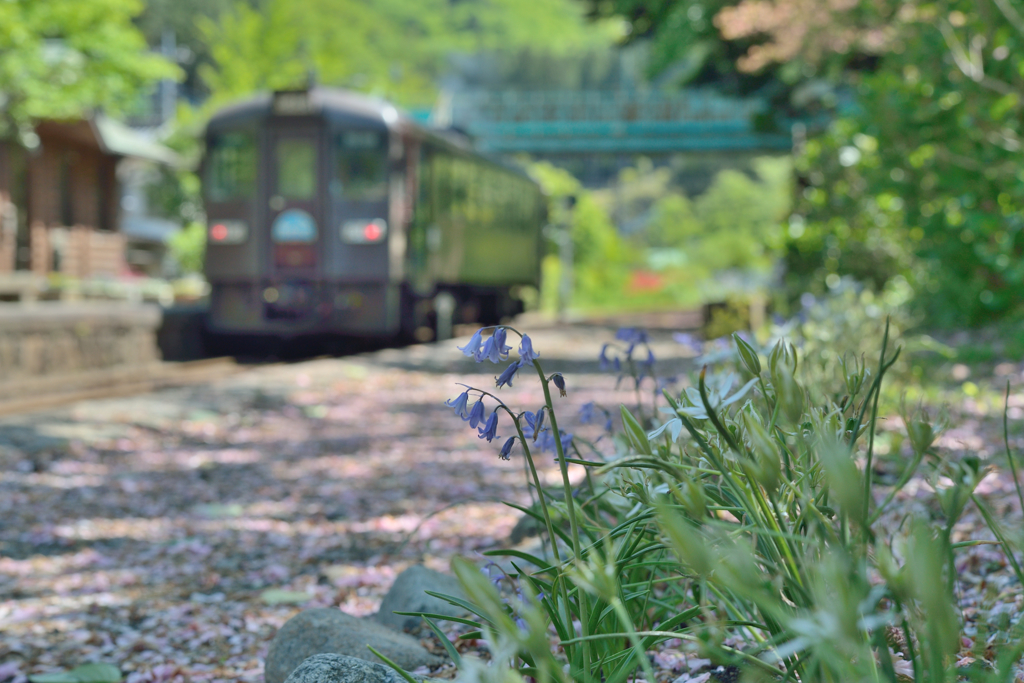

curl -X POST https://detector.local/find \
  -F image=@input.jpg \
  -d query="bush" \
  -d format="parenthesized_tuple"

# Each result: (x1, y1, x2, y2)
(417, 321, 1024, 683)
(168, 221, 206, 275)
(529, 158, 792, 315)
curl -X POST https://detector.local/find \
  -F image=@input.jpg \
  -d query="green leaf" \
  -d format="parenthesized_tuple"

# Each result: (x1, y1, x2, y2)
(193, 503, 243, 518)
(481, 548, 554, 572)
(620, 405, 651, 454)
(423, 617, 462, 667)
(30, 663, 122, 683)
(391, 611, 482, 628)
(366, 646, 418, 683)
(259, 589, 312, 605)
(29, 674, 79, 683)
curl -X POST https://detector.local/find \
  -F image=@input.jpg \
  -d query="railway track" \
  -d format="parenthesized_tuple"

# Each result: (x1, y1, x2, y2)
(0, 357, 244, 416)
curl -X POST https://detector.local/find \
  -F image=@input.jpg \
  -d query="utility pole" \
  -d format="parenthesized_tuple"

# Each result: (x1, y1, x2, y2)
(160, 30, 177, 126)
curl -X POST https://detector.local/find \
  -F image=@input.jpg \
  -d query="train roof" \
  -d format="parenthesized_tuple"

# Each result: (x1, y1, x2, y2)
(205, 86, 534, 182)
(205, 87, 408, 130)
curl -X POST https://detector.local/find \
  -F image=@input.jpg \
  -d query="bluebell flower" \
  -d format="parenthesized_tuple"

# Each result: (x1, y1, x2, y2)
(616, 327, 648, 345)
(478, 337, 500, 363)
(458, 329, 484, 358)
(598, 344, 612, 371)
(613, 356, 621, 372)
(481, 562, 503, 586)
(673, 332, 703, 355)
(538, 429, 573, 454)
(493, 327, 511, 353)
(446, 390, 471, 419)
(495, 360, 521, 388)
(537, 430, 553, 452)
(578, 402, 598, 424)
(478, 410, 499, 442)
(479, 328, 513, 363)
(552, 373, 567, 397)
(523, 408, 545, 441)
(644, 348, 656, 368)
(603, 417, 613, 433)
(518, 334, 539, 365)
(499, 436, 516, 460)
(466, 399, 486, 428)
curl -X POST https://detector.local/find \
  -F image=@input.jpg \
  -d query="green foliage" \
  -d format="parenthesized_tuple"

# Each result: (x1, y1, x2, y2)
(773, 0, 1024, 327)
(197, 0, 312, 104)
(583, 0, 778, 94)
(29, 663, 121, 683)
(0, 0, 176, 138)
(786, 9, 1024, 327)
(530, 157, 792, 313)
(197, 0, 621, 108)
(527, 162, 637, 312)
(440, 320, 1024, 683)
(644, 192, 702, 248)
(599, 0, 1024, 327)
(629, 156, 792, 305)
(686, 156, 790, 273)
(134, 0, 234, 100)
(168, 221, 205, 275)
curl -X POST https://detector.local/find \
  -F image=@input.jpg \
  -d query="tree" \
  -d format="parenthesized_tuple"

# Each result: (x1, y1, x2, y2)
(596, 0, 1024, 325)
(0, 0, 176, 140)
(135, 0, 234, 102)
(748, 1, 1024, 324)
(197, 0, 622, 109)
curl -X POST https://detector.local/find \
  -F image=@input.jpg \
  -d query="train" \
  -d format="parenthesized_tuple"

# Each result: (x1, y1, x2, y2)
(201, 86, 545, 343)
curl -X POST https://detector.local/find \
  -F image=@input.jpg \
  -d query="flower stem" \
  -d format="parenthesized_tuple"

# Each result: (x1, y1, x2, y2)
(511, 420, 562, 567)
(533, 358, 592, 675)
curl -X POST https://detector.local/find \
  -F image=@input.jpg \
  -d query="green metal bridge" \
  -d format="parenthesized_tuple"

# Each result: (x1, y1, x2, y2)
(445, 89, 793, 155)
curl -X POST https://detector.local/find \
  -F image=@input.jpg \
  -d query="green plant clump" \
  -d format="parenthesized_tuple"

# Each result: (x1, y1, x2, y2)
(411, 322, 1024, 683)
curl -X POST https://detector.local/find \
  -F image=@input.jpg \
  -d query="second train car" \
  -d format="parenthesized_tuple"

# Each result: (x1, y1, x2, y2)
(202, 86, 545, 342)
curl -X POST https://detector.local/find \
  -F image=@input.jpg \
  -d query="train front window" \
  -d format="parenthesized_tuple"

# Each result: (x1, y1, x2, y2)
(332, 130, 387, 202)
(275, 139, 317, 199)
(207, 132, 256, 201)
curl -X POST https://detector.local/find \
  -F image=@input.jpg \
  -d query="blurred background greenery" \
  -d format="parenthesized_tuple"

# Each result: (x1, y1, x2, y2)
(8, 0, 1024, 331)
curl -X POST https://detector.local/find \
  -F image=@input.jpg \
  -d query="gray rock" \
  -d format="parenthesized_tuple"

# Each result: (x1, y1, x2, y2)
(373, 565, 466, 633)
(509, 513, 542, 545)
(265, 609, 441, 683)
(282, 653, 430, 683)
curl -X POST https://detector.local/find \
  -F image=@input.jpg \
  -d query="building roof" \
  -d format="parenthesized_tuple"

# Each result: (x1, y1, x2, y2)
(92, 115, 181, 166)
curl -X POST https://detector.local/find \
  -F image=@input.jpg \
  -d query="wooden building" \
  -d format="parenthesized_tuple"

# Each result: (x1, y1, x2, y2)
(0, 115, 179, 286)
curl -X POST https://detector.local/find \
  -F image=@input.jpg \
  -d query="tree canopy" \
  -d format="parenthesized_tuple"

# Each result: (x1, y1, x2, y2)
(196, 0, 625, 109)
(597, 0, 1024, 325)
(0, 0, 175, 140)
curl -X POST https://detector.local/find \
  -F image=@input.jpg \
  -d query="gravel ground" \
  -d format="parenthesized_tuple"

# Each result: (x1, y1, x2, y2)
(1, 320, 1022, 683)
(0, 323, 698, 683)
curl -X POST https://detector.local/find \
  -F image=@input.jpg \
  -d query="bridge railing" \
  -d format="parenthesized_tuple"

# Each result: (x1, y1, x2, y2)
(447, 89, 791, 154)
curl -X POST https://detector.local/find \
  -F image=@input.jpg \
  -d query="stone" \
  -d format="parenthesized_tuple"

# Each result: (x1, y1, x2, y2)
(373, 565, 466, 633)
(264, 609, 441, 683)
(282, 653, 432, 683)
(508, 513, 542, 545)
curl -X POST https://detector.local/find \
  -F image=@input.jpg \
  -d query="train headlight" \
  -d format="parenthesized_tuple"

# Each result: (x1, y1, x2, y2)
(208, 220, 248, 244)
(340, 219, 387, 244)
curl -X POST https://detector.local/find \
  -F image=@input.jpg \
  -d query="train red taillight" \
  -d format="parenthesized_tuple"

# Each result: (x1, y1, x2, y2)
(208, 220, 248, 244)
(363, 222, 382, 241)
(341, 218, 387, 244)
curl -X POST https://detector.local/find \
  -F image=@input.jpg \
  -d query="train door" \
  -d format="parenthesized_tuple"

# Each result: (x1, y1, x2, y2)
(265, 127, 323, 318)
